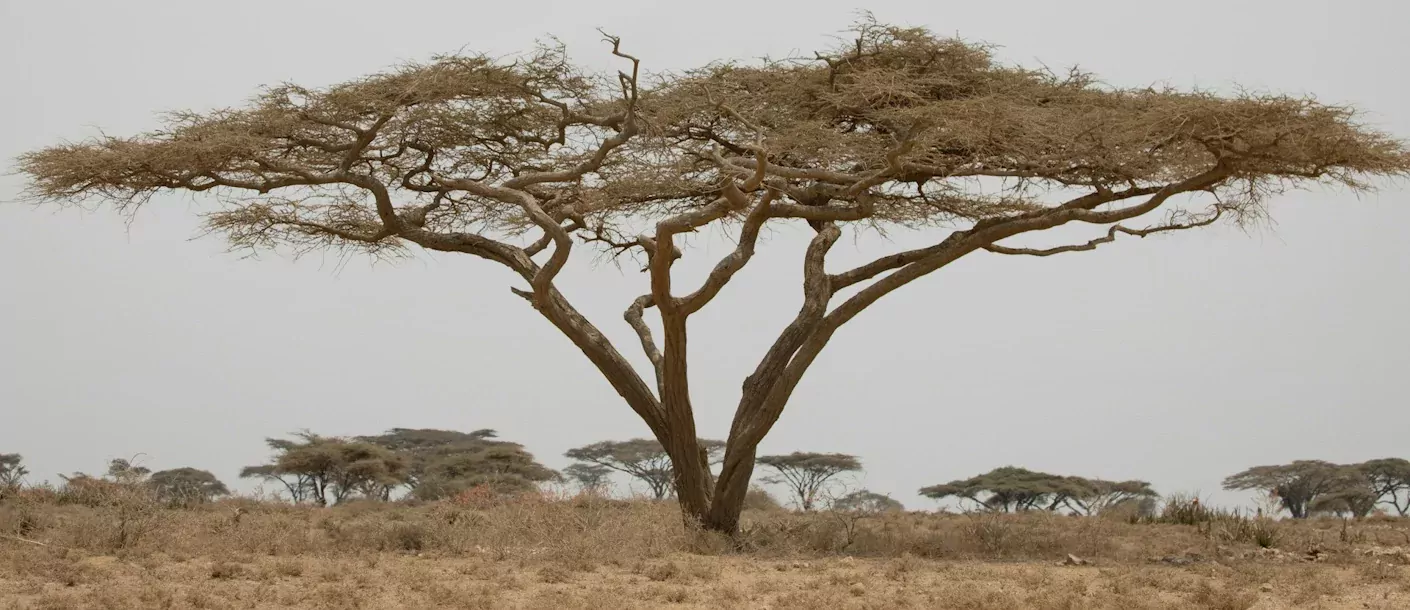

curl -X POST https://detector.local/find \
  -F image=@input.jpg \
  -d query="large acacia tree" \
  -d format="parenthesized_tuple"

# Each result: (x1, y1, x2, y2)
(16, 21, 1408, 534)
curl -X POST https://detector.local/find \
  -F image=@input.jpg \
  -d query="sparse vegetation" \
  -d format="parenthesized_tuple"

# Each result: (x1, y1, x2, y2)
(3, 489, 1409, 608)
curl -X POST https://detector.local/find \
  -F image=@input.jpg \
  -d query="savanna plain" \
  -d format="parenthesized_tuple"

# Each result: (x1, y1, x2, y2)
(3, 487, 1409, 610)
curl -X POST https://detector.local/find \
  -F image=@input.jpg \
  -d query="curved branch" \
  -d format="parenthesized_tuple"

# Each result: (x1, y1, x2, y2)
(624, 294, 664, 393)
(985, 205, 1227, 257)
(679, 189, 777, 314)
(649, 194, 742, 312)
(826, 181, 1184, 291)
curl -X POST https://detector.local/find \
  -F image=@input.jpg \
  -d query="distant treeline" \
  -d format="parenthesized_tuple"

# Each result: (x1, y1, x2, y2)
(3, 434, 1406, 519)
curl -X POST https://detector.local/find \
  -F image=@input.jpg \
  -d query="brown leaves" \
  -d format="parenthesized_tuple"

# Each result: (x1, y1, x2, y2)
(13, 20, 1408, 261)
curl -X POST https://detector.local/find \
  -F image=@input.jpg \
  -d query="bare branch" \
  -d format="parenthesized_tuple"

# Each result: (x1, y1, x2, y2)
(985, 205, 1228, 257)
(679, 189, 777, 314)
(624, 294, 664, 391)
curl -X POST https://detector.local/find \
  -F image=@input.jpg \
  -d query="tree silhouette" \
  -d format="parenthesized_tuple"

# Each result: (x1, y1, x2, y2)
(1359, 458, 1410, 516)
(148, 467, 230, 507)
(920, 467, 1111, 513)
(565, 438, 724, 499)
(1223, 460, 1346, 519)
(757, 452, 861, 511)
(563, 463, 614, 493)
(240, 432, 406, 505)
(358, 428, 555, 499)
(0, 454, 27, 490)
(832, 489, 904, 513)
(19, 18, 1408, 533)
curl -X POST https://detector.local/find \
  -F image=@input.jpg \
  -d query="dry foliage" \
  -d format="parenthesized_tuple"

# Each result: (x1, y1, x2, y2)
(4, 490, 1410, 609)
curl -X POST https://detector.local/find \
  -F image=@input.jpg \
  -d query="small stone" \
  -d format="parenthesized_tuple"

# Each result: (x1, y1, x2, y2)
(1260, 583, 1273, 593)
(1064, 554, 1088, 566)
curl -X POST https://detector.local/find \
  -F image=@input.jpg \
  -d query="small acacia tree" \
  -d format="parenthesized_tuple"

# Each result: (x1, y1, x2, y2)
(105, 458, 151, 484)
(358, 428, 556, 499)
(0, 453, 27, 490)
(757, 452, 861, 511)
(921, 466, 1076, 512)
(1359, 458, 1410, 516)
(563, 463, 614, 493)
(148, 467, 231, 507)
(17, 19, 1408, 534)
(240, 436, 319, 503)
(240, 432, 408, 506)
(565, 438, 725, 500)
(1053, 478, 1159, 516)
(1222, 460, 1346, 519)
(832, 489, 904, 513)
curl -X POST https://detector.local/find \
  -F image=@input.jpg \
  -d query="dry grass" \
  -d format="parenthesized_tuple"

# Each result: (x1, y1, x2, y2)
(3, 491, 1409, 609)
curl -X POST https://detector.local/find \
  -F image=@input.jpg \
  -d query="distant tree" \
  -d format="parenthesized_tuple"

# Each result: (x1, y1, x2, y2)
(105, 457, 151, 484)
(1311, 486, 1378, 518)
(240, 432, 407, 505)
(359, 428, 556, 500)
(832, 489, 904, 514)
(920, 466, 1075, 512)
(757, 452, 861, 511)
(565, 438, 725, 500)
(1222, 460, 1345, 519)
(1306, 461, 1408, 519)
(0, 453, 27, 490)
(1052, 478, 1160, 516)
(148, 467, 230, 507)
(240, 435, 319, 503)
(563, 463, 613, 493)
(412, 443, 559, 499)
(743, 486, 784, 512)
(1358, 458, 1410, 516)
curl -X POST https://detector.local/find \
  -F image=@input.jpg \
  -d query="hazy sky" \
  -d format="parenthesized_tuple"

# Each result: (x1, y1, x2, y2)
(2, 0, 1406, 511)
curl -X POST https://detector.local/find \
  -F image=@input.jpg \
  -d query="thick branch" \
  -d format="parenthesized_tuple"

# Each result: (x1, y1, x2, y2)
(624, 294, 664, 392)
(649, 194, 742, 313)
(679, 189, 776, 314)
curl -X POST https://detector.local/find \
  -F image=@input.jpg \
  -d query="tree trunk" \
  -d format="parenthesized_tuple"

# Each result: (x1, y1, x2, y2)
(699, 446, 758, 535)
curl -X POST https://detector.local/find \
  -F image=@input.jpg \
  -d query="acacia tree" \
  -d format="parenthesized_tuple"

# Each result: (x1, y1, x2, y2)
(105, 458, 151, 484)
(358, 428, 555, 499)
(757, 452, 861, 510)
(920, 466, 1076, 512)
(1222, 460, 1347, 519)
(1359, 458, 1410, 516)
(240, 435, 319, 503)
(240, 432, 407, 505)
(832, 489, 904, 513)
(148, 467, 231, 507)
(1053, 478, 1159, 516)
(0, 453, 27, 490)
(565, 438, 725, 500)
(17, 20, 1408, 534)
(563, 463, 614, 493)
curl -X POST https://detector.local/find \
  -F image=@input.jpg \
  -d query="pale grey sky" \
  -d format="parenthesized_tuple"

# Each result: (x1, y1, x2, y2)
(1, 0, 1406, 510)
